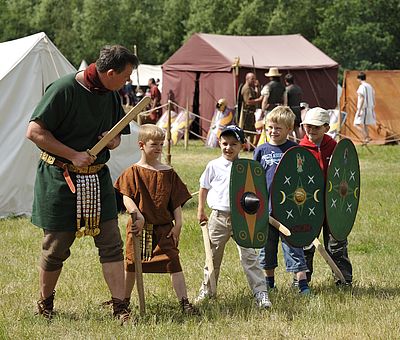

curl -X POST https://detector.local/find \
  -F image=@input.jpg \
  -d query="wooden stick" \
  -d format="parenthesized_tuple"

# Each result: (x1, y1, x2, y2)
(312, 238, 346, 283)
(184, 99, 189, 150)
(130, 212, 146, 315)
(200, 221, 216, 296)
(268, 216, 291, 236)
(87, 96, 150, 158)
(166, 100, 172, 165)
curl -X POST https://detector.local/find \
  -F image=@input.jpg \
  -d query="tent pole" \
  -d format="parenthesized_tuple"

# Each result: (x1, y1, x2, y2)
(166, 100, 172, 165)
(134, 45, 140, 92)
(339, 70, 348, 141)
(184, 99, 189, 150)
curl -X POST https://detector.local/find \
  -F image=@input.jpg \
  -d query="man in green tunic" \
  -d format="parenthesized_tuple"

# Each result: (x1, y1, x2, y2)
(26, 45, 138, 322)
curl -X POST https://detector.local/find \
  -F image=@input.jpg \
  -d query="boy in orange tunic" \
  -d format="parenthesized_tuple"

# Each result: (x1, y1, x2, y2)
(114, 124, 198, 314)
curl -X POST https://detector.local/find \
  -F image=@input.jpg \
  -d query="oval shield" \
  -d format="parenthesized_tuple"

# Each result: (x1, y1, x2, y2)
(271, 146, 325, 247)
(230, 159, 269, 248)
(326, 138, 360, 241)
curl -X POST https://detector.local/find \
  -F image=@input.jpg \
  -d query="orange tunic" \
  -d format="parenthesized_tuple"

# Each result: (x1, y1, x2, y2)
(115, 165, 192, 273)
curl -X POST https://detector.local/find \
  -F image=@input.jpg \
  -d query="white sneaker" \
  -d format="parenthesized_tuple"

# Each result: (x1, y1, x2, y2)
(254, 291, 272, 309)
(194, 289, 212, 303)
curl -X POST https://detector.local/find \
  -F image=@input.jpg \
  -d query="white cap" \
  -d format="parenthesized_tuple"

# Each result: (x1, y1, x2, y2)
(301, 107, 330, 126)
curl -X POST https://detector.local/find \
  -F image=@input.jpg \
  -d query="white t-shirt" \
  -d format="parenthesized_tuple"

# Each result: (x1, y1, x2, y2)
(199, 156, 232, 212)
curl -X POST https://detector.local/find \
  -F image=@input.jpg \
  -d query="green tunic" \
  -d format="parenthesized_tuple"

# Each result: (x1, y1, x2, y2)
(30, 73, 130, 231)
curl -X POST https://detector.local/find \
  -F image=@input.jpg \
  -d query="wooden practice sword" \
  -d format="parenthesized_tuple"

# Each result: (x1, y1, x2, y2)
(130, 212, 146, 315)
(200, 221, 217, 296)
(87, 96, 150, 158)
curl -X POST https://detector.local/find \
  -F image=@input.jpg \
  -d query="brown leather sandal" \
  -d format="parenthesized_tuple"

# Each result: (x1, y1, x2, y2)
(112, 297, 131, 324)
(180, 297, 200, 316)
(37, 290, 56, 319)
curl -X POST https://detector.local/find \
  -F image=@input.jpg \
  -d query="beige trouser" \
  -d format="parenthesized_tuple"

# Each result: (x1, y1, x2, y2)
(200, 210, 267, 296)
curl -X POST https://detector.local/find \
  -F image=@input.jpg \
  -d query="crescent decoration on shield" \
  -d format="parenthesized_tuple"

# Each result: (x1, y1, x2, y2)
(354, 187, 359, 199)
(328, 180, 333, 192)
(313, 189, 320, 202)
(280, 191, 286, 204)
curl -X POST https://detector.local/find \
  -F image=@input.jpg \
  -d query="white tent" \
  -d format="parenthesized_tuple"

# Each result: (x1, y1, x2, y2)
(78, 59, 88, 71)
(0, 32, 140, 218)
(130, 64, 162, 90)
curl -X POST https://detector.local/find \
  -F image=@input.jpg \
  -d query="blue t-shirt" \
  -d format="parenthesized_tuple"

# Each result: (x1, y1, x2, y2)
(253, 140, 297, 191)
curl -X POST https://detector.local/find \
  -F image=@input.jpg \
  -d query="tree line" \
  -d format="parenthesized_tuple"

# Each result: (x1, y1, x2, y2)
(1, 0, 399, 74)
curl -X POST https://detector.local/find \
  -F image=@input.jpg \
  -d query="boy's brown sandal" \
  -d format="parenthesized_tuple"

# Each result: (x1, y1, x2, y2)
(101, 297, 130, 309)
(180, 297, 200, 316)
(112, 297, 131, 324)
(37, 290, 56, 319)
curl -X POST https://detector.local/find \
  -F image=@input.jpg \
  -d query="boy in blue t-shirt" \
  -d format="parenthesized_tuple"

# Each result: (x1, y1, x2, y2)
(254, 106, 311, 294)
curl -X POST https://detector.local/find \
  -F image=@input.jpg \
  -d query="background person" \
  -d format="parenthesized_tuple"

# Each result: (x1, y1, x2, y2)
(354, 72, 376, 143)
(240, 73, 263, 149)
(285, 73, 303, 140)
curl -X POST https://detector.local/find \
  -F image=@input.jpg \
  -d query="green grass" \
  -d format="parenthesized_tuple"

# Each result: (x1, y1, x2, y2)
(1, 142, 399, 339)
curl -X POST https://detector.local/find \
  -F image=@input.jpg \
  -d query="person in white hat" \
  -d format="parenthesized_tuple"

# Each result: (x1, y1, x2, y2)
(261, 67, 287, 113)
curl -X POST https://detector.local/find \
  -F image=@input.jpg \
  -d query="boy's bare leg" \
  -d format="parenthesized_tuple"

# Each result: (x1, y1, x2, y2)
(124, 271, 136, 299)
(171, 271, 188, 299)
(296, 271, 307, 281)
(102, 261, 125, 300)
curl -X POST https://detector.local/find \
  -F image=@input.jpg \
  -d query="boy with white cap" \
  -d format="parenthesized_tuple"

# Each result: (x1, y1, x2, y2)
(299, 107, 353, 285)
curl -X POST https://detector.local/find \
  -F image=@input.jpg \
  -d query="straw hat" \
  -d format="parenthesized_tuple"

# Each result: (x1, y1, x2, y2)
(217, 98, 227, 106)
(265, 67, 281, 77)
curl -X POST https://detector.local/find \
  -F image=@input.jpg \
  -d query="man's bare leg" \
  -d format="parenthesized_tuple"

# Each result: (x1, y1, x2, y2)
(102, 261, 125, 300)
(39, 268, 61, 298)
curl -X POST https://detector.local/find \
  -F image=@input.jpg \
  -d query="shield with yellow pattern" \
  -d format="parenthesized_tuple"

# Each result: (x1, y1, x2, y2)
(271, 146, 325, 247)
(326, 138, 360, 241)
(230, 159, 269, 248)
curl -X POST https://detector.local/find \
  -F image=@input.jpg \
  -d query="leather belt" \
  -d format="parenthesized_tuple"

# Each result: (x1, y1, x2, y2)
(40, 151, 105, 175)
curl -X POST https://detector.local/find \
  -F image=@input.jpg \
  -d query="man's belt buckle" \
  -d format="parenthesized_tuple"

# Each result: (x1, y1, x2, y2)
(41, 152, 55, 165)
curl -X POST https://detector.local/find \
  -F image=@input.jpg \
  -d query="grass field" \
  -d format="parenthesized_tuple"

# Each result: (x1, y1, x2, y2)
(1, 141, 399, 339)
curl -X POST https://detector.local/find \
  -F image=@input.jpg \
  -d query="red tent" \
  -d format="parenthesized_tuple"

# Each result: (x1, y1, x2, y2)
(162, 33, 338, 135)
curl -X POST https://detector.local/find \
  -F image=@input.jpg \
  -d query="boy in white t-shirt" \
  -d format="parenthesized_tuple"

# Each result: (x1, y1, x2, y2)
(196, 125, 271, 308)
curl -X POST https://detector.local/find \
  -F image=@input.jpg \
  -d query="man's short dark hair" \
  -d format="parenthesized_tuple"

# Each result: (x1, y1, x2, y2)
(285, 73, 294, 84)
(357, 72, 366, 81)
(96, 45, 139, 73)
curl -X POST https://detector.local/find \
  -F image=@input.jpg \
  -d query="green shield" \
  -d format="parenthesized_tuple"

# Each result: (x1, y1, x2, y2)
(326, 138, 360, 241)
(271, 146, 325, 247)
(230, 159, 269, 248)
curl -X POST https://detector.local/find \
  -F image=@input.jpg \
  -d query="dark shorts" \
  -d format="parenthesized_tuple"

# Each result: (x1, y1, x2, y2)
(40, 219, 123, 271)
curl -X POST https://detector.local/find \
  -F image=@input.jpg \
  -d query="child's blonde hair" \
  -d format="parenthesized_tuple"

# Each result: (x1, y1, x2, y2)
(138, 124, 165, 143)
(266, 106, 296, 130)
